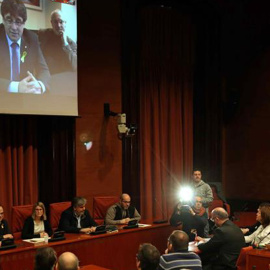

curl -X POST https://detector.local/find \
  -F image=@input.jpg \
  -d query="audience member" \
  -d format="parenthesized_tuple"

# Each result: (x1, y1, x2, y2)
(158, 230, 202, 270)
(105, 193, 141, 225)
(58, 196, 97, 233)
(38, 9, 77, 75)
(0, 205, 13, 240)
(34, 247, 57, 270)
(245, 202, 270, 247)
(22, 202, 53, 239)
(195, 207, 245, 270)
(0, 0, 50, 93)
(170, 196, 207, 240)
(136, 243, 160, 270)
(57, 252, 79, 270)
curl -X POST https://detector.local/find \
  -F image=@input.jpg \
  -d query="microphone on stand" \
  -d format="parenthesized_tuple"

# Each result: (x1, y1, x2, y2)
(253, 231, 270, 248)
(153, 198, 168, 224)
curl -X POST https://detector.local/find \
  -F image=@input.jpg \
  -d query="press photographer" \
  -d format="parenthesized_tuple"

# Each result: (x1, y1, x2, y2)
(170, 196, 208, 241)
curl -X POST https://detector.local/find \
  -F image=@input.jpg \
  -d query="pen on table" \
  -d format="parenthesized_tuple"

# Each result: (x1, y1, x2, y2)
(27, 71, 43, 94)
(27, 71, 37, 81)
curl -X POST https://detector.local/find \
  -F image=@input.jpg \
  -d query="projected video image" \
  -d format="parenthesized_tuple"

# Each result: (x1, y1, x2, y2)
(0, 0, 77, 116)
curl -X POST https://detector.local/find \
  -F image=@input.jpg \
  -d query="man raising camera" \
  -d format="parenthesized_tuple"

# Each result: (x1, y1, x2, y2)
(170, 196, 208, 241)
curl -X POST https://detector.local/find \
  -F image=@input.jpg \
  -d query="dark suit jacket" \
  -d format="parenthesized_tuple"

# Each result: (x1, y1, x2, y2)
(0, 219, 11, 240)
(22, 216, 53, 239)
(0, 24, 50, 92)
(198, 220, 245, 269)
(58, 206, 97, 233)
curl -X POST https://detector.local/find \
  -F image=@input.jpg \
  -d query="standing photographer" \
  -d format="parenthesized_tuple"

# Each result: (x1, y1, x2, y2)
(170, 196, 207, 241)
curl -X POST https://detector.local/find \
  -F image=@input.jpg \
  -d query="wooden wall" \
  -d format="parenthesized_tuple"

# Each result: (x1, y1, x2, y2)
(76, 0, 122, 210)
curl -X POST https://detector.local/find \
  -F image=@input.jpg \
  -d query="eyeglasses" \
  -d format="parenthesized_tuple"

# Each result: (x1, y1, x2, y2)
(52, 19, 66, 25)
(4, 17, 24, 27)
(122, 200, 131, 204)
(35, 208, 43, 211)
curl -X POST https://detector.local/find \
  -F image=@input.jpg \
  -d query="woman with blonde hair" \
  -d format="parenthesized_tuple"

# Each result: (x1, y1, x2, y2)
(22, 202, 53, 239)
(245, 203, 270, 247)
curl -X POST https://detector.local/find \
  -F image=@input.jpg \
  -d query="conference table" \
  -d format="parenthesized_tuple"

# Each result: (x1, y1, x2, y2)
(0, 222, 174, 270)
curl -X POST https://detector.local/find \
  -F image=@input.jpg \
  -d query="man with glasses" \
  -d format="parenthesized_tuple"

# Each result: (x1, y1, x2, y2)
(0, 0, 50, 93)
(194, 208, 245, 270)
(105, 193, 141, 225)
(0, 205, 13, 241)
(38, 9, 77, 75)
(170, 196, 208, 241)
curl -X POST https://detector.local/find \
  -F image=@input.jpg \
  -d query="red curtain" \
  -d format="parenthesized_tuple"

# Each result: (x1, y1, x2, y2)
(139, 7, 194, 220)
(0, 116, 38, 223)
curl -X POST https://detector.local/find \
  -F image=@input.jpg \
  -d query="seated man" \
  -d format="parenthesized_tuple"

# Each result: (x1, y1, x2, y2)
(0, 205, 13, 240)
(136, 243, 160, 270)
(38, 9, 77, 75)
(158, 230, 202, 270)
(56, 252, 79, 270)
(58, 197, 97, 233)
(170, 196, 208, 240)
(105, 193, 141, 225)
(0, 0, 50, 93)
(195, 207, 245, 270)
(34, 247, 57, 270)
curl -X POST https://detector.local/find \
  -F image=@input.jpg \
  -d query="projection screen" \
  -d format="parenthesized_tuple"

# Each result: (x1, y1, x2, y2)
(0, 0, 78, 116)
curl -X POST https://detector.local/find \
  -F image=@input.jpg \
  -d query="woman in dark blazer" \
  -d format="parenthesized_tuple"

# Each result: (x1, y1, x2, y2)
(22, 202, 53, 239)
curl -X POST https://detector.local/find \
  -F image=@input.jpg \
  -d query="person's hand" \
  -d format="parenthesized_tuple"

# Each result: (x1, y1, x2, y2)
(241, 228, 249, 234)
(90, 227, 96, 233)
(40, 232, 48, 238)
(3, 234, 13, 239)
(80, 228, 92, 233)
(165, 248, 169, 254)
(195, 236, 204, 242)
(193, 246, 200, 253)
(189, 207, 196, 216)
(120, 218, 131, 224)
(60, 31, 68, 46)
(19, 75, 42, 94)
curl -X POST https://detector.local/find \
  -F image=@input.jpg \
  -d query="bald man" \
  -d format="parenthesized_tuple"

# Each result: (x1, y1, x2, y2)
(158, 230, 202, 270)
(57, 252, 79, 270)
(105, 193, 141, 225)
(38, 9, 77, 75)
(195, 208, 245, 270)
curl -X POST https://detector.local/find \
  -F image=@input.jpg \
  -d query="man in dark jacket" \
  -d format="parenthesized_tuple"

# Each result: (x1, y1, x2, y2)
(0, 205, 13, 240)
(58, 197, 97, 233)
(195, 207, 245, 270)
(105, 193, 141, 225)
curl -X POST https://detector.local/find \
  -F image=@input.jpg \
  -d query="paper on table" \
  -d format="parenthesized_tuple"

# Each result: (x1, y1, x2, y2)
(138, 224, 151, 227)
(23, 238, 48, 243)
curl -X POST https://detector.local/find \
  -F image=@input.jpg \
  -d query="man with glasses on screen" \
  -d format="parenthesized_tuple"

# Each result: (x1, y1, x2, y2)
(38, 9, 77, 75)
(0, 0, 50, 94)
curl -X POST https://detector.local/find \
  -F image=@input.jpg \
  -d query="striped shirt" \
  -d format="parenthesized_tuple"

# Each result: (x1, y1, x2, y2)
(158, 251, 202, 270)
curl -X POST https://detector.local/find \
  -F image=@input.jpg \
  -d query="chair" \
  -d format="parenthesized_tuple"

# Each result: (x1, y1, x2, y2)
(208, 185, 231, 216)
(11, 204, 33, 240)
(49, 201, 71, 231)
(93, 196, 119, 225)
(236, 246, 253, 270)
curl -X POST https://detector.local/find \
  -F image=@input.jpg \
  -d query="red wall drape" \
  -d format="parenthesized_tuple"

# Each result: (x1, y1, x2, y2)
(0, 116, 38, 223)
(139, 7, 194, 220)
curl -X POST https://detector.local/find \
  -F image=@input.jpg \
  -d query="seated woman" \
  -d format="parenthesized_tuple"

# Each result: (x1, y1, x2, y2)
(0, 205, 13, 240)
(22, 202, 53, 239)
(170, 196, 207, 241)
(245, 202, 270, 247)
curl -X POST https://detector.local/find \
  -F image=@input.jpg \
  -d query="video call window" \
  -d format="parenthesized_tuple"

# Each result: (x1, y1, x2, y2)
(0, 0, 78, 116)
